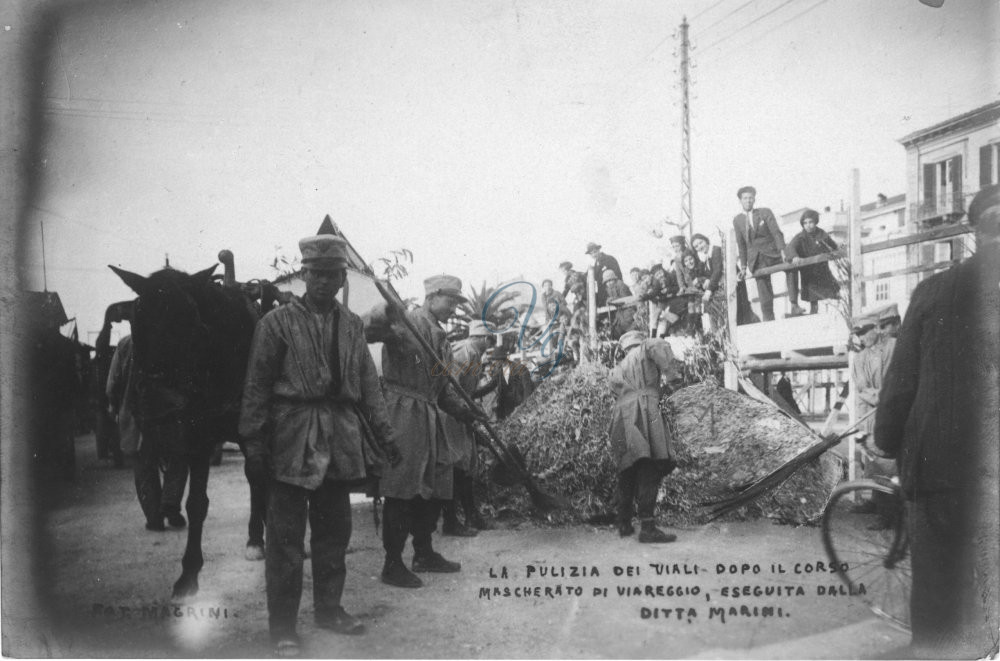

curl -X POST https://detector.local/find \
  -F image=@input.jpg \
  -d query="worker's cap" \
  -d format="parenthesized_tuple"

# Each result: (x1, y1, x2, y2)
(467, 320, 492, 337)
(691, 233, 710, 246)
(585, 242, 601, 255)
(299, 235, 349, 271)
(601, 269, 618, 283)
(668, 234, 687, 246)
(737, 185, 757, 198)
(619, 330, 646, 351)
(423, 274, 468, 303)
(852, 314, 878, 334)
(558, 261, 573, 270)
(874, 303, 901, 324)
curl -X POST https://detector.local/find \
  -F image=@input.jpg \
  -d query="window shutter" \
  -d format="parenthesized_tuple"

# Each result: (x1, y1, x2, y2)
(982, 145, 995, 187)
(950, 156, 962, 211)
(922, 163, 936, 208)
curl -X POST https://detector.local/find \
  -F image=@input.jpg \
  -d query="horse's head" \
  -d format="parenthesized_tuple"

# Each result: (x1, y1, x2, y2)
(110, 264, 218, 390)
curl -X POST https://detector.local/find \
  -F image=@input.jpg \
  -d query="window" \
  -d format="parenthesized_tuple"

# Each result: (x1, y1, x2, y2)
(981, 143, 1000, 188)
(874, 281, 890, 302)
(922, 155, 963, 217)
(920, 241, 953, 264)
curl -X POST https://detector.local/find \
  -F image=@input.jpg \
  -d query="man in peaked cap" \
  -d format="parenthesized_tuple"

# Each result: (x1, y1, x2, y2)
(240, 234, 400, 656)
(850, 310, 896, 516)
(441, 320, 494, 535)
(732, 185, 802, 321)
(364, 273, 485, 588)
(608, 330, 681, 543)
(586, 242, 623, 307)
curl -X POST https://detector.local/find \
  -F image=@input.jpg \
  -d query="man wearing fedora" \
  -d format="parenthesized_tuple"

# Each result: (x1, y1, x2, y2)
(585, 242, 622, 307)
(732, 186, 802, 321)
(441, 320, 494, 535)
(364, 274, 484, 588)
(240, 234, 401, 656)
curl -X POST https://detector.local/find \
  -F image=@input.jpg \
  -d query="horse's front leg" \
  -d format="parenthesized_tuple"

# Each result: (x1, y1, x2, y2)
(240, 440, 267, 561)
(173, 453, 210, 599)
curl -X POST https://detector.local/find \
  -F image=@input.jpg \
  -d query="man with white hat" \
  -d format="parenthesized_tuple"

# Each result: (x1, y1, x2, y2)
(608, 330, 682, 543)
(240, 233, 400, 656)
(871, 302, 901, 339)
(850, 311, 898, 523)
(364, 274, 484, 588)
(441, 320, 494, 535)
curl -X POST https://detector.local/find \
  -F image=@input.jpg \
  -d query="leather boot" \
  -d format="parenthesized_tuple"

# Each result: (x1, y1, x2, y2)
(381, 557, 423, 588)
(638, 519, 676, 544)
(617, 519, 635, 537)
(442, 500, 478, 537)
(459, 474, 488, 530)
(412, 551, 461, 573)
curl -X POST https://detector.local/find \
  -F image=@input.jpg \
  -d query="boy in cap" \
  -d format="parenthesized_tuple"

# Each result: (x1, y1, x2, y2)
(240, 234, 400, 656)
(364, 274, 485, 588)
(609, 330, 681, 543)
(732, 186, 802, 320)
(559, 261, 587, 313)
(602, 269, 633, 339)
(441, 320, 494, 534)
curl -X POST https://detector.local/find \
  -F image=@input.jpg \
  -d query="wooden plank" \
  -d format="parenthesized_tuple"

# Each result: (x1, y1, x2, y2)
(740, 355, 849, 372)
(749, 250, 846, 277)
(860, 222, 972, 254)
(724, 231, 738, 390)
(859, 259, 957, 281)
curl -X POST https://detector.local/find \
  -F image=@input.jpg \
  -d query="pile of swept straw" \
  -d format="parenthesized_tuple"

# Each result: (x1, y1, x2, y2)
(477, 365, 842, 527)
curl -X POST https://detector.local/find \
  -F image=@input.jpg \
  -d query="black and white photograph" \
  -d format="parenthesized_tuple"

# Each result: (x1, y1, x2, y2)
(1, 0, 998, 658)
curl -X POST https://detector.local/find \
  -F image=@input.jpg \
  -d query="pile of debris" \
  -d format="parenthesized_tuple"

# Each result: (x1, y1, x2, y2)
(477, 366, 842, 527)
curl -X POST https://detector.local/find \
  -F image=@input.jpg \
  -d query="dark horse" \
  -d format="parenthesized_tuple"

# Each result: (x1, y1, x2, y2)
(111, 261, 258, 598)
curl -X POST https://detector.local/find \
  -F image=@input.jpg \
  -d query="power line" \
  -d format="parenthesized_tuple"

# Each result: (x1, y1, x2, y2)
(699, 0, 798, 53)
(699, 0, 832, 67)
(690, 0, 732, 22)
(28, 204, 164, 253)
(698, 0, 758, 38)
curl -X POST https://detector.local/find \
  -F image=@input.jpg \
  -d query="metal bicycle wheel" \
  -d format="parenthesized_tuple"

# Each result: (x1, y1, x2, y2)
(821, 479, 911, 632)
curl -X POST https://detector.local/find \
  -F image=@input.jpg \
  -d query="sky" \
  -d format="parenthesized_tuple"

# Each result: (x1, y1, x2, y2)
(11, 0, 999, 343)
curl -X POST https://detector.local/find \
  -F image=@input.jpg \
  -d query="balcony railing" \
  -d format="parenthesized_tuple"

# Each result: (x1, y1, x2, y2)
(910, 190, 980, 226)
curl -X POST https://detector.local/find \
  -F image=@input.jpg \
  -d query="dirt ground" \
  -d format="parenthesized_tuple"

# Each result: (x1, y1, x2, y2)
(6, 434, 909, 659)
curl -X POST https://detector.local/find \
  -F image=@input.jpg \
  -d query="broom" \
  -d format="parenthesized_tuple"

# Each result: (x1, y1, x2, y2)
(700, 408, 877, 520)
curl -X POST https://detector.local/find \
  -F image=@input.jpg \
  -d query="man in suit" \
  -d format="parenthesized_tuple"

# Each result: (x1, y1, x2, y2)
(732, 186, 803, 321)
(585, 242, 622, 307)
(875, 184, 999, 658)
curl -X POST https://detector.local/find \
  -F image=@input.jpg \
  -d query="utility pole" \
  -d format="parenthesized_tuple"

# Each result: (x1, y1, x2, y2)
(679, 16, 693, 240)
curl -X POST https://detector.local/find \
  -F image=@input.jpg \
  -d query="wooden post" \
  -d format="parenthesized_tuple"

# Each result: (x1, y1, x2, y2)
(587, 266, 597, 354)
(847, 168, 862, 483)
(724, 230, 738, 390)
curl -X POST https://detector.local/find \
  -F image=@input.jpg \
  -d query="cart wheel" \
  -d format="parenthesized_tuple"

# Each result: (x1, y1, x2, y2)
(821, 478, 911, 633)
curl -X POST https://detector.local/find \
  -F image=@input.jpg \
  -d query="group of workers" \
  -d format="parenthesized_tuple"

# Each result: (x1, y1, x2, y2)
(100, 183, 999, 659)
